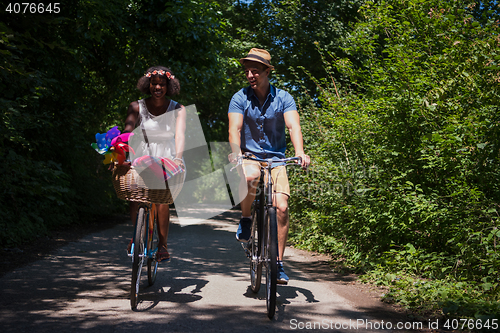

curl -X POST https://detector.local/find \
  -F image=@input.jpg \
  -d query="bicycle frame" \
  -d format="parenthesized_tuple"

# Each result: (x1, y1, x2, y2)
(243, 153, 302, 208)
(129, 203, 158, 262)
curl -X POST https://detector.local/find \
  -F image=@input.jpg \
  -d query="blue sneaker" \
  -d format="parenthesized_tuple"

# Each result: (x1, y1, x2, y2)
(277, 261, 289, 285)
(236, 217, 252, 242)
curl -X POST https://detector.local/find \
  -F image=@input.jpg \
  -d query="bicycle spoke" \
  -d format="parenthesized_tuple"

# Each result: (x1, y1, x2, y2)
(265, 207, 278, 319)
(131, 206, 147, 309)
(147, 208, 159, 286)
(250, 204, 262, 293)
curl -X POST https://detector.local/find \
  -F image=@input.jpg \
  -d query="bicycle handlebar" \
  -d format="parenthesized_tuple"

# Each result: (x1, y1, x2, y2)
(241, 152, 302, 166)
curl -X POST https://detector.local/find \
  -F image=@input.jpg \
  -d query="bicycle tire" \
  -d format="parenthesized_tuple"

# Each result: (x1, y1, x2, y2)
(250, 204, 262, 293)
(147, 209, 159, 286)
(265, 207, 278, 319)
(131, 206, 147, 309)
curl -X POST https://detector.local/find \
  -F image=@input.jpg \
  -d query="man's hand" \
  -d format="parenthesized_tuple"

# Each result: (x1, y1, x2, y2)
(296, 153, 310, 169)
(228, 152, 242, 164)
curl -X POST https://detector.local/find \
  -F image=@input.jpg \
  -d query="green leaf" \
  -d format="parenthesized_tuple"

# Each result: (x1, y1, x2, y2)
(482, 283, 493, 291)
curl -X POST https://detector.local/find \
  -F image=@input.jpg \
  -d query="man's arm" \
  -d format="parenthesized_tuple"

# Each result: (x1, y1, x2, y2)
(284, 110, 310, 168)
(228, 113, 244, 160)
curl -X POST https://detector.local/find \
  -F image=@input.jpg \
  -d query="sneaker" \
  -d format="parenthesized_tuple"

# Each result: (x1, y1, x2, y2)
(127, 239, 133, 255)
(277, 261, 289, 285)
(236, 217, 252, 242)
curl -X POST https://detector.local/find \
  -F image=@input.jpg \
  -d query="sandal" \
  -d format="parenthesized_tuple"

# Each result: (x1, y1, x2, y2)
(127, 239, 133, 254)
(157, 245, 170, 262)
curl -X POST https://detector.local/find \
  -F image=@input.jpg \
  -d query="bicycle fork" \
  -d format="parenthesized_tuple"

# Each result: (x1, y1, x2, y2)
(128, 206, 150, 262)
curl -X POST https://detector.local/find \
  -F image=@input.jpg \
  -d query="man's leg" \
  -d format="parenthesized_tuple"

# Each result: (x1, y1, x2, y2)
(271, 166, 291, 284)
(274, 193, 289, 261)
(239, 169, 259, 217)
(236, 162, 260, 242)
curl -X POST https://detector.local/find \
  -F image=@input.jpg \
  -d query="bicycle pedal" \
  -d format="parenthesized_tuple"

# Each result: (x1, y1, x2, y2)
(241, 243, 251, 258)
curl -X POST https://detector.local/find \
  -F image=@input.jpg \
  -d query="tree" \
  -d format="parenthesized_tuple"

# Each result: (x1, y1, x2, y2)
(228, 0, 362, 95)
(0, 0, 235, 246)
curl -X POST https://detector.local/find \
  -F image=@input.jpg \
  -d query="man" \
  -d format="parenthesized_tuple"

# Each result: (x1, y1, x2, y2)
(228, 48, 310, 284)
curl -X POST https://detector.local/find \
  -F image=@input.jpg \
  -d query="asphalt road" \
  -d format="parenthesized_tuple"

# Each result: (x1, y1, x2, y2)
(0, 208, 428, 333)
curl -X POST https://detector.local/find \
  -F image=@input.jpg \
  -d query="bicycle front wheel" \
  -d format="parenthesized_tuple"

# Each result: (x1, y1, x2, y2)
(131, 206, 147, 309)
(250, 205, 262, 293)
(265, 207, 278, 319)
(147, 208, 159, 286)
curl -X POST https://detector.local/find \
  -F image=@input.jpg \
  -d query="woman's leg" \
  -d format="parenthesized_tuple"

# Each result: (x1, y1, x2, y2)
(129, 201, 139, 224)
(156, 203, 171, 261)
(127, 201, 139, 252)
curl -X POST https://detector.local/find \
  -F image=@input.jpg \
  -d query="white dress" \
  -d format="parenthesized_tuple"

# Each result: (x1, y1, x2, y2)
(135, 98, 179, 159)
(129, 98, 185, 196)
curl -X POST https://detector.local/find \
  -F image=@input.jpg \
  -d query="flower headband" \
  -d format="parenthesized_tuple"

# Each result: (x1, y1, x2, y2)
(144, 70, 175, 79)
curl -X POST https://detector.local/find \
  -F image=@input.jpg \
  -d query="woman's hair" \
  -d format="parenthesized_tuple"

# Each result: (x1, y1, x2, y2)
(136, 66, 181, 96)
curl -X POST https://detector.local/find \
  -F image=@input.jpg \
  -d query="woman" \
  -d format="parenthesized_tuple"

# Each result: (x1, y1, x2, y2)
(123, 66, 186, 262)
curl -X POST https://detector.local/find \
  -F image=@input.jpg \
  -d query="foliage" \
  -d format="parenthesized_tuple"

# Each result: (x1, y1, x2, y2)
(229, 0, 363, 95)
(360, 270, 500, 322)
(0, 0, 233, 247)
(288, 0, 500, 319)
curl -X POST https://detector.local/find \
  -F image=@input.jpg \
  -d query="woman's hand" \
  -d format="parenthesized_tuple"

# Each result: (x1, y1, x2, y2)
(173, 157, 185, 170)
(109, 160, 131, 171)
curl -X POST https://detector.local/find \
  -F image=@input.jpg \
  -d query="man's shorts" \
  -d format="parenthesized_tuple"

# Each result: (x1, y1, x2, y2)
(241, 156, 290, 196)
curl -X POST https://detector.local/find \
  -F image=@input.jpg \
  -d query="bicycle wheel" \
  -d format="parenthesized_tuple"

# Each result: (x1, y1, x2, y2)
(250, 204, 262, 293)
(131, 206, 147, 309)
(265, 207, 278, 319)
(147, 208, 159, 286)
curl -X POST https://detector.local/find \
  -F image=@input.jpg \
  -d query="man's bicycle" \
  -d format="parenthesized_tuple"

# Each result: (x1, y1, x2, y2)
(239, 153, 302, 319)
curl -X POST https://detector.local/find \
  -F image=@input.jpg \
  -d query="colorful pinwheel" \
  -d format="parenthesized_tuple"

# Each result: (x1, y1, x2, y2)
(91, 126, 135, 165)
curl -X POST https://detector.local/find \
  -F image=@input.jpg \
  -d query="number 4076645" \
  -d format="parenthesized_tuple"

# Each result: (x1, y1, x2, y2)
(443, 318, 498, 331)
(5, 3, 60, 14)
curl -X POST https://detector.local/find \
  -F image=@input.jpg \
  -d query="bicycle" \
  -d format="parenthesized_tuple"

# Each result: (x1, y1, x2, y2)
(112, 162, 183, 310)
(129, 202, 159, 309)
(238, 153, 302, 319)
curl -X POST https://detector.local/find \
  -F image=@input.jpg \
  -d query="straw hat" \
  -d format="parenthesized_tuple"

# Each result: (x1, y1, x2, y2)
(239, 48, 274, 70)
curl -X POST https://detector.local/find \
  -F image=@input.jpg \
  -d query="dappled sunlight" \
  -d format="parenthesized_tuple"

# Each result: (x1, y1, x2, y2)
(1, 210, 414, 333)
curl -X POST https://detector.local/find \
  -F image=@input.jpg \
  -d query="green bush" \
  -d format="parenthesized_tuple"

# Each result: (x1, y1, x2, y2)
(288, 0, 500, 319)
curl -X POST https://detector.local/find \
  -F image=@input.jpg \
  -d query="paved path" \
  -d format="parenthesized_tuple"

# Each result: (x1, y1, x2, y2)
(0, 209, 426, 333)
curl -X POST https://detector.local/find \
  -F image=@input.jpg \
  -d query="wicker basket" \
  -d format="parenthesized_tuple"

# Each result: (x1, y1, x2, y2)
(112, 165, 184, 204)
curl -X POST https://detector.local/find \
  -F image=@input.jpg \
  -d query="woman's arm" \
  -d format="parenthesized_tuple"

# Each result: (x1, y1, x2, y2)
(174, 105, 186, 162)
(124, 101, 140, 133)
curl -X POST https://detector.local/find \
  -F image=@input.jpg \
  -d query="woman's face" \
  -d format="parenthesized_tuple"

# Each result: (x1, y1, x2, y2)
(149, 76, 168, 99)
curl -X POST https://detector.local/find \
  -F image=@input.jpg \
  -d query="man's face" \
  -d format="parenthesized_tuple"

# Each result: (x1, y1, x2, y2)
(244, 61, 269, 90)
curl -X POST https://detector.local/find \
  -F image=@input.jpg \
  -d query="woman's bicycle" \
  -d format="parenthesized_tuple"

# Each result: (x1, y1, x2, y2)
(239, 153, 302, 319)
(112, 163, 183, 310)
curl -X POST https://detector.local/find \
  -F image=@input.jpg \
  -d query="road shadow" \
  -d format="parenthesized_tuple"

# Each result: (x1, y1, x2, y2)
(134, 277, 209, 311)
(0, 209, 425, 333)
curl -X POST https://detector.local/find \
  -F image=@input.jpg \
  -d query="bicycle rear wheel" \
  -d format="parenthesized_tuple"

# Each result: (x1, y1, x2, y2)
(131, 206, 147, 309)
(250, 204, 262, 293)
(147, 208, 159, 286)
(265, 207, 278, 319)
